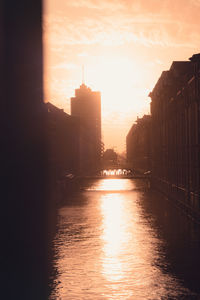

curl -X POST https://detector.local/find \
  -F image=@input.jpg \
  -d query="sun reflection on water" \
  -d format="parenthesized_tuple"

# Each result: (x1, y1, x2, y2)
(101, 193, 127, 282)
(98, 179, 171, 299)
(87, 178, 134, 191)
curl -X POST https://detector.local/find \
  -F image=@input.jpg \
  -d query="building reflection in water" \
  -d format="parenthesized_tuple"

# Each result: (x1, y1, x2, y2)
(49, 179, 194, 299)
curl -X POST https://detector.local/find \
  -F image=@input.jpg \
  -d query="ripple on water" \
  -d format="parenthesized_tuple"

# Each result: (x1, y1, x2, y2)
(49, 179, 200, 300)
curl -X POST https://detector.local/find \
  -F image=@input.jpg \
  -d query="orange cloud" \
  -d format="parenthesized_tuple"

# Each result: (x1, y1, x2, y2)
(44, 0, 200, 49)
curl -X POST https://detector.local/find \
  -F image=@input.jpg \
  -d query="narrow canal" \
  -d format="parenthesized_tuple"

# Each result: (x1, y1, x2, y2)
(49, 179, 200, 299)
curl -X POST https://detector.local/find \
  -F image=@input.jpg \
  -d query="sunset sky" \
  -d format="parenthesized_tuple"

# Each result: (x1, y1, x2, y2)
(43, 0, 200, 152)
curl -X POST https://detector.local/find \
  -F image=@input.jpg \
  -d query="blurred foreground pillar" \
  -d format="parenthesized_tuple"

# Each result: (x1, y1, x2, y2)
(1, 0, 49, 298)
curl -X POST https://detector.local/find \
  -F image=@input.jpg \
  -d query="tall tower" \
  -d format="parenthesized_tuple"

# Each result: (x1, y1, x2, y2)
(71, 83, 101, 174)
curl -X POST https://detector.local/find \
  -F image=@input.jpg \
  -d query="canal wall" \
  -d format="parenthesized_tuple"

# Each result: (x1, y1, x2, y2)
(150, 177, 200, 224)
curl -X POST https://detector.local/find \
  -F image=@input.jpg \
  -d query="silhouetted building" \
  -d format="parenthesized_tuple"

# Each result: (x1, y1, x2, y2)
(126, 115, 152, 174)
(46, 102, 80, 179)
(149, 54, 200, 222)
(71, 83, 101, 174)
(102, 148, 118, 169)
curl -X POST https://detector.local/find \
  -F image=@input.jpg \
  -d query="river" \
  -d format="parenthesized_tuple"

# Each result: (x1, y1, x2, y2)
(49, 179, 200, 299)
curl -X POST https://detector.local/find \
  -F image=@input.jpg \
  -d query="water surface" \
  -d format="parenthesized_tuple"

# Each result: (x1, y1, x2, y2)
(49, 179, 200, 299)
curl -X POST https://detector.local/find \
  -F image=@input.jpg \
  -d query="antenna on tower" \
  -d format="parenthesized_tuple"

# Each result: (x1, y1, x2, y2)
(82, 65, 85, 84)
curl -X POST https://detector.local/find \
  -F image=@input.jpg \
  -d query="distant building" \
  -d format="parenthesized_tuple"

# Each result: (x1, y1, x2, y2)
(149, 54, 200, 222)
(102, 148, 118, 169)
(126, 115, 152, 174)
(46, 102, 80, 178)
(71, 83, 101, 174)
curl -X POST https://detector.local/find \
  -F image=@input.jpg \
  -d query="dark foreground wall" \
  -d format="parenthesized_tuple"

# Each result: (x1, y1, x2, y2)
(1, 1, 50, 298)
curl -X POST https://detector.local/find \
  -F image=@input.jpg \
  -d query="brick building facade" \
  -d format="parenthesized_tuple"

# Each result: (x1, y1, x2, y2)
(149, 54, 200, 221)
